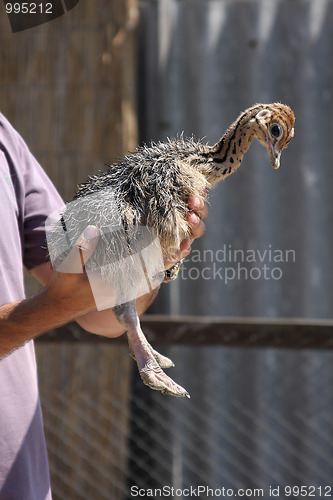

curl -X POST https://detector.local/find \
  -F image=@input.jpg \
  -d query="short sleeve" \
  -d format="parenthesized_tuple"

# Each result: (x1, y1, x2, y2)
(22, 151, 65, 270)
(0, 113, 65, 271)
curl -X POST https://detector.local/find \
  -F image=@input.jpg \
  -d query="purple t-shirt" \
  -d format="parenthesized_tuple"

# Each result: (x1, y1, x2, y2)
(0, 113, 64, 499)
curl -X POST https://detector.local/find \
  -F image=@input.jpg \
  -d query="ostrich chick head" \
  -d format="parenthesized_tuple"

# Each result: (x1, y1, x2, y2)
(251, 104, 295, 169)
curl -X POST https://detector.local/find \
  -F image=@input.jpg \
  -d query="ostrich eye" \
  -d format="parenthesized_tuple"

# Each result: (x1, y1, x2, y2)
(270, 123, 284, 141)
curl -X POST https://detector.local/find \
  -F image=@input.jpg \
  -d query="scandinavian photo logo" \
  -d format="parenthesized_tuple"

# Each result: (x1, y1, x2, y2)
(4, 0, 80, 33)
(179, 244, 296, 283)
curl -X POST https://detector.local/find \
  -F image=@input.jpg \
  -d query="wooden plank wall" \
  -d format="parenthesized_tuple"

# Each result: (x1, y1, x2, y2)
(0, 0, 138, 200)
(0, 2, 138, 498)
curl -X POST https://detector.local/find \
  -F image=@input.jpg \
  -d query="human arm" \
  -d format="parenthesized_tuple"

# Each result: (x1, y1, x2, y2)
(0, 280, 93, 358)
(29, 260, 159, 339)
(0, 227, 100, 357)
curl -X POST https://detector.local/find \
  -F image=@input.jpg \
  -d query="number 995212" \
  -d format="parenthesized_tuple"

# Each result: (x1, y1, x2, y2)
(5, 3, 53, 14)
(284, 486, 332, 497)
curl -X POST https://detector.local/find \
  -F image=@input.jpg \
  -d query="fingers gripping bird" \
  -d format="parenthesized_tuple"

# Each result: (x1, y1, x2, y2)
(57, 103, 295, 398)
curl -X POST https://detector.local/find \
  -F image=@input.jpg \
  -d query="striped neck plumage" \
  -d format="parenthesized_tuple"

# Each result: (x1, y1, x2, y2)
(204, 105, 263, 185)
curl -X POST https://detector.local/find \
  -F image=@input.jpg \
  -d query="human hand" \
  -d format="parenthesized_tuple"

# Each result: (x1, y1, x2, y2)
(164, 195, 208, 270)
(44, 225, 100, 318)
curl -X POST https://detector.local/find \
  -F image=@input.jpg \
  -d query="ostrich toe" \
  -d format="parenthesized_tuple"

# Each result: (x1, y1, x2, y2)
(149, 347, 175, 369)
(129, 343, 175, 369)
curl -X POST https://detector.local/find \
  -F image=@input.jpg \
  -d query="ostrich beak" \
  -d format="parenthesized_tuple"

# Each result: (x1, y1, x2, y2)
(266, 136, 281, 169)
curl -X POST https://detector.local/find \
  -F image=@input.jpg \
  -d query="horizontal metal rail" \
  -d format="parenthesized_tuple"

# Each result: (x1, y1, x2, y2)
(37, 315, 333, 349)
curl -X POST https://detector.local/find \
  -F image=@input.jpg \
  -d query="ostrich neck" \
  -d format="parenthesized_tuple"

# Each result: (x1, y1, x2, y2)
(198, 106, 262, 186)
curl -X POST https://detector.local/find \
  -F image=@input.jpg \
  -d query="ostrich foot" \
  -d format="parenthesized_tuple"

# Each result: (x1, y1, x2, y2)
(114, 301, 189, 398)
(135, 351, 189, 397)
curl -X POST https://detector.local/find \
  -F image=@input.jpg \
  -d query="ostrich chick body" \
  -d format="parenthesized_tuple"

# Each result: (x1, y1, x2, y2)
(54, 103, 295, 397)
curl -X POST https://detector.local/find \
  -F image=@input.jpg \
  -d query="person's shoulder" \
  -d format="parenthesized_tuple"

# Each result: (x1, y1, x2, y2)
(0, 112, 22, 147)
(0, 112, 15, 131)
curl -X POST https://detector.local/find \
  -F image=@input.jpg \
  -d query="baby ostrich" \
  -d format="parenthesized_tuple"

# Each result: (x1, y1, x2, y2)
(50, 103, 295, 398)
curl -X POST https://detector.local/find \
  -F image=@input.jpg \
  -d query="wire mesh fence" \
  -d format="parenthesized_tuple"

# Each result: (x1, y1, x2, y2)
(36, 320, 333, 500)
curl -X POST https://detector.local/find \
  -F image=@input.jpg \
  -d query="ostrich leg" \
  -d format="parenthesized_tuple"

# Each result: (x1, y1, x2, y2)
(114, 301, 189, 397)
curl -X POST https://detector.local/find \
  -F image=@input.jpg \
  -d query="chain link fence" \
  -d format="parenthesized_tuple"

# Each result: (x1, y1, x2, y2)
(36, 322, 333, 499)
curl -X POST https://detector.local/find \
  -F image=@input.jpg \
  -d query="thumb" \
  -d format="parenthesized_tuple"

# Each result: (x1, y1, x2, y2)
(56, 225, 100, 273)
